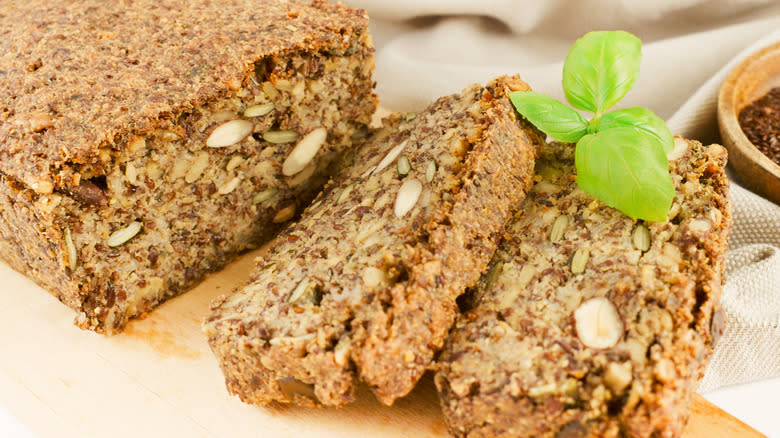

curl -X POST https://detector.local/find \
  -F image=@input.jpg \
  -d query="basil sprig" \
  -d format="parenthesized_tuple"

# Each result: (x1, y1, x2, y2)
(510, 30, 675, 222)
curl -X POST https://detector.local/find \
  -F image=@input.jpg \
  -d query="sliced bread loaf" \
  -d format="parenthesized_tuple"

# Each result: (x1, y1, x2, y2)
(203, 76, 544, 407)
(435, 138, 731, 437)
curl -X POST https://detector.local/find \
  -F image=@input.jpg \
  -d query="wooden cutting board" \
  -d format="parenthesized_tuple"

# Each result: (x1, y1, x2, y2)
(0, 246, 764, 438)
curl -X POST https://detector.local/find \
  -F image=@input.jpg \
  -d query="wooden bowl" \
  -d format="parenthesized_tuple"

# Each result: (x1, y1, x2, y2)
(718, 41, 780, 204)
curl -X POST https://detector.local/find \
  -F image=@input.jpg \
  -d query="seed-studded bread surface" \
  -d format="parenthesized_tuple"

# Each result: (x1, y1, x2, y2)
(0, 0, 377, 333)
(203, 76, 544, 407)
(435, 138, 731, 438)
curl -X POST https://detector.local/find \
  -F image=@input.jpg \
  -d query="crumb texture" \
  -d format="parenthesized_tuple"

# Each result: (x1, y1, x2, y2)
(0, 0, 377, 333)
(204, 76, 544, 407)
(435, 138, 732, 438)
(0, 0, 369, 192)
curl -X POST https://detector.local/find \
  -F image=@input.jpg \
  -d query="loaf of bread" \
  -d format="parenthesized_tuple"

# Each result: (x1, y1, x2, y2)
(435, 138, 731, 437)
(203, 76, 544, 407)
(0, 0, 376, 333)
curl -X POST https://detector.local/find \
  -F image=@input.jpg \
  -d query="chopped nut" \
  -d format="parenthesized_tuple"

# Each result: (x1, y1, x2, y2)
(282, 127, 327, 176)
(528, 382, 557, 397)
(127, 136, 147, 154)
(604, 362, 633, 393)
(550, 214, 571, 243)
(668, 202, 681, 221)
(574, 297, 623, 349)
(13, 111, 53, 132)
(170, 155, 191, 180)
(362, 266, 385, 288)
(225, 155, 245, 172)
(269, 333, 316, 346)
(396, 155, 411, 177)
(570, 247, 589, 275)
(159, 130, 180, 141)
(403, 350, 415, 364)
(394, 178, 422, 218)
(145, 161, 163, 180)
(333, 341, 351, 366)
(263, 130, 299, 144)
(217, 176, 241, 195)
(212, 111, 236, 123)
(688, 218, 712, 233)
(63, 227, 77, 271)
(625, 338, 648, 365)
(654, 358, 677, 383)
(262, 82, 280, 100)
(631, 223, 651, 252)
(125, 163, 140, 185)
(709, 208, 723, 227)
(106, 221, 143, 247)
(425, 159, 437, 183)
(185, 152, 210, 184)
(287, 163, 316, 187)
(206, 119, 253, 148)
(243, 102, 275, 118)
(252, 188, 278, 204)
(272, 205, 296, 223)
(374, 140, 408, 175)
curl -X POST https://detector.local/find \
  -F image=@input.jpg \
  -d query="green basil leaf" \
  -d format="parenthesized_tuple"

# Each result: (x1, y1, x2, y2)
(575, 127, 674, 222)
(597, 107, 673, 154)
(562, 31, 642, 114)
(509, 91, 588, 142)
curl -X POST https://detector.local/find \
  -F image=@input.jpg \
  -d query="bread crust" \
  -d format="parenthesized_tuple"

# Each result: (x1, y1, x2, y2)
(0, 0, 369, 193)
(435, 139, 732, 437)
(204, 76, 544, 407)
(0, 0, 377, 333)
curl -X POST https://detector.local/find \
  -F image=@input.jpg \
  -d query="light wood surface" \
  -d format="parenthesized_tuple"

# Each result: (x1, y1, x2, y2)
(0, 245, 764, 438)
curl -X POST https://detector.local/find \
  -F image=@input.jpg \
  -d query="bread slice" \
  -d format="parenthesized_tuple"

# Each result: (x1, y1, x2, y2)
(203, 76, 544, 407)
(435, 138, 731, 437)
(0, 0, 376, 333)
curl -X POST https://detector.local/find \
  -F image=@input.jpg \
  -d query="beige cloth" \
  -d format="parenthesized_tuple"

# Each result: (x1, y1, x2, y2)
(346, 0, 780, 392)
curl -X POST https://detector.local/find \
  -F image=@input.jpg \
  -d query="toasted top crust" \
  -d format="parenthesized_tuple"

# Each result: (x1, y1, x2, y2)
(0, 0, 368, 193)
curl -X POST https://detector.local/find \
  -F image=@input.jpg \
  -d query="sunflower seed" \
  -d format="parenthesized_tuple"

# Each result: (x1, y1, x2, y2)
(206, 120, 253, 147)
(64, 227, 77, 271)
(394, 178, 422, 218)
(107, 221, 143, 247)
(336, 184, 354, 204)
(272, 205, 296, 223)
(263, 130, 299, 144)
(631, 223, 651, 252)
(282, 127, 327, 176)
(217, 176, 241, 195)
(396, 155, 411, 177)
(550, 215, 571, 243)
(425, 159, 437, 183)
(243, 102, 275, 118)
(288, 277, 311, 303)
(374, 140, 408, 175)
(253, 188, 278, 204)
(570, 247, 589, 275)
